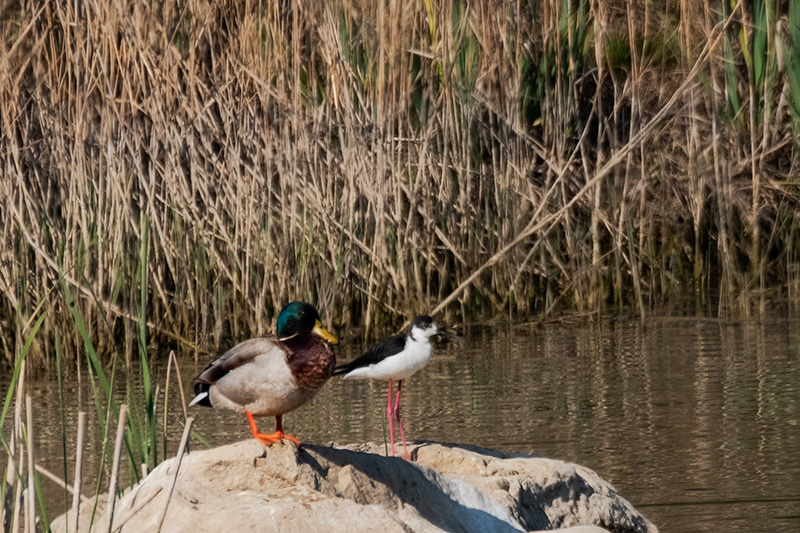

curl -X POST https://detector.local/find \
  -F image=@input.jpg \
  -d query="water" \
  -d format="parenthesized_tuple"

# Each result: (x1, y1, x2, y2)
(3, 318, 800, 532)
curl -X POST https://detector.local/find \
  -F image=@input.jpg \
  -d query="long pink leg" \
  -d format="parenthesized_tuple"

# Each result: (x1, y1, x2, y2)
(386, 379, 396, 456)
(394, 380, 410, 460)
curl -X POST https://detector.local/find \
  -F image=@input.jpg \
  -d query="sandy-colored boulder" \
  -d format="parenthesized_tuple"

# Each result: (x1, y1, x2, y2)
(51, 440, 657, 533)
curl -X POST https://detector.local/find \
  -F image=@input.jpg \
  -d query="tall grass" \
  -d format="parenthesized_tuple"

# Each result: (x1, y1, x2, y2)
(1, 0, 799, 361)
(1, 277, 186, 530)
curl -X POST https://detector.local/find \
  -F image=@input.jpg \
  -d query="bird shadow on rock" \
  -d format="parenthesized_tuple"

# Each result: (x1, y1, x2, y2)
(408, 441, 553, 531)
(301, 444, 524, 533)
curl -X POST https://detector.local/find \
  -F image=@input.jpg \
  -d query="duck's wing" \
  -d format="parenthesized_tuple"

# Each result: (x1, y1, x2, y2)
(333, 334, 406, 375)
(195, 336, 285, 385)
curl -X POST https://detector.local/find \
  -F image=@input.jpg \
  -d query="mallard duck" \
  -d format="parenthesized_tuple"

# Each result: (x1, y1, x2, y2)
(333, 315, 442, 459)
(189, 301, 338, 446)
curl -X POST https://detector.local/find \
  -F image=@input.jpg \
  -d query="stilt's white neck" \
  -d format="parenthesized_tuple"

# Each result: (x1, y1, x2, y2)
(409, 325, 435, 343)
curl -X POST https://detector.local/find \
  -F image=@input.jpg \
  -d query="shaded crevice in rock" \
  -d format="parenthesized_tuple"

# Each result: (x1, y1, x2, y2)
(514, 481, 552, 530)
(303, 445, 523, 532)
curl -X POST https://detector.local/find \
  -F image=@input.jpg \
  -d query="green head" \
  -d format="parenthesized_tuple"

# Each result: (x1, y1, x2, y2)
(276, 301, 338, 344)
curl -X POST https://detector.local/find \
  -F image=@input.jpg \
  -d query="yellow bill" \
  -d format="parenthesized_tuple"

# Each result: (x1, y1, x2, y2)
(313, 320, 339, 345)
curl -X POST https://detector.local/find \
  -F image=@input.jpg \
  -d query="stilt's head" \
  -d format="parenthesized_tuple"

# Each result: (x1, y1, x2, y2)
(408, 315, 441, 342)
(276, 301, 339, 344)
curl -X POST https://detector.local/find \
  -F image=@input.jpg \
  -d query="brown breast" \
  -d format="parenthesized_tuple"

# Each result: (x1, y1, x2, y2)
(283, 334, 336, 391)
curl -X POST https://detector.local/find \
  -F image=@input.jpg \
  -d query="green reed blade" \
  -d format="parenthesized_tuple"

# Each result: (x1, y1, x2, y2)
(62, 281, 112, 403)
(752, 0, 766, 90)
(16, 421, 51, 532)
(139, 216, 157, 469)
(55, 330, 70, 515)
(0, 312, 45, 439)
(60, 277, 144, 489)
(723, 36, 741, 120)
(190, 428, 213, 450)
(788, 0, 800, 126)
(33, 465, 51, 531)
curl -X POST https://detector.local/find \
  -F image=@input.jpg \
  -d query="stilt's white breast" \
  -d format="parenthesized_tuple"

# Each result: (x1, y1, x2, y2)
(343, 338, 432, 381)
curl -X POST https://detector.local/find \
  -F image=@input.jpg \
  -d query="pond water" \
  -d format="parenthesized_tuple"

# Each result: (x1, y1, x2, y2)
(4, 317, 800, 532)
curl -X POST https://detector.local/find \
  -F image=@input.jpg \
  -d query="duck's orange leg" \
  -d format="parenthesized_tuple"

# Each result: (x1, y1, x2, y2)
(246, 411, 301, 447)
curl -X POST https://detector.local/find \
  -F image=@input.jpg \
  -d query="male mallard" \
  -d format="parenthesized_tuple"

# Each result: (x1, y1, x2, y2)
(189, 301, 338, 446)
(333, 316, 442, 459)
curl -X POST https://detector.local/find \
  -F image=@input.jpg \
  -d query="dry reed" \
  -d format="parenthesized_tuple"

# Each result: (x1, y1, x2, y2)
(1, 0, 799, 362)
(104, 404, 127, 532)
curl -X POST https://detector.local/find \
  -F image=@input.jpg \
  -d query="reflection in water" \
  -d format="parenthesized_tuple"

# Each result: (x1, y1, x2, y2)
(3, 319, 800, 532)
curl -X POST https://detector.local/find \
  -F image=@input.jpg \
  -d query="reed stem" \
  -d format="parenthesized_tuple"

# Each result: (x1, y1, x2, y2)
(157, 417, 195, 531)
(105, 404, 128, 533)
(24, 396, 34, 533)
(71, 412, 86, 533)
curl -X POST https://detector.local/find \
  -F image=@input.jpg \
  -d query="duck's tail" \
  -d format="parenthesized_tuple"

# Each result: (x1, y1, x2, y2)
(332, 363, 353, 376)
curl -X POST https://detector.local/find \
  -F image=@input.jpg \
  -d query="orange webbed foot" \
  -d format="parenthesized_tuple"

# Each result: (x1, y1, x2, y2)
(253, 431, 300, 448)
(246, 410, 301, 447)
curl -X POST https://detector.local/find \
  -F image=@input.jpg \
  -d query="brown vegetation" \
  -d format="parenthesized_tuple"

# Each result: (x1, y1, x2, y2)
(1, 0, 799, 361)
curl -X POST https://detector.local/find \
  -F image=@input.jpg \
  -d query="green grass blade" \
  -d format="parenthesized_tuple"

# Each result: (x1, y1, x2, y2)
(752, 0, 766, 89)
(787, 0, 800, 128)
(61, 281, 113, 403)
(723, 35, 742, 121)
(190, 428, 213, 449)
(60, 277, 145, 489)
(17, 422, 51, 532)
(55, 330, 70, 515)
(138, 216, 157, 469)
(33, 468, 51, 532)
(0, 312, 46, 437)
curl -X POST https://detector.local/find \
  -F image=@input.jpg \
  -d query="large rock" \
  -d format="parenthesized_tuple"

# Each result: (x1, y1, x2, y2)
(52, 440, 657, 533)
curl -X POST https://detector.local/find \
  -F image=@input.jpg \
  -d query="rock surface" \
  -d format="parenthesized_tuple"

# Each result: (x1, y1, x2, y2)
(52, 440, 657, 533)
